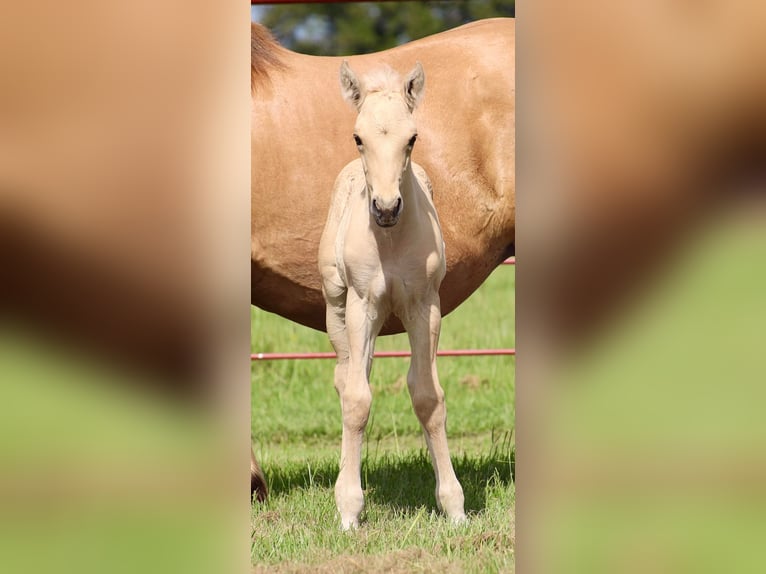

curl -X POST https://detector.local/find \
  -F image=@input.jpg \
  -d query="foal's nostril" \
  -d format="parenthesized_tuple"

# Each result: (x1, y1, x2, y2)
(372, 199, 380, 214)
(393, 197, 402, 217)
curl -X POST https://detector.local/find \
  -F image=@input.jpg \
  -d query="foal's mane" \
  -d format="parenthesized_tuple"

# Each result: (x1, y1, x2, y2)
(251, 23, 286, 92)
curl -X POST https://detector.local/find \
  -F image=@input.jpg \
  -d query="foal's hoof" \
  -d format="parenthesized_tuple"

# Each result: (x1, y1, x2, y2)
(340, 518, 360, 531)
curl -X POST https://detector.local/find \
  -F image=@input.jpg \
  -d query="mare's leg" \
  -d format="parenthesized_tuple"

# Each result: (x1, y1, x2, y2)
(403, 293, 466, 523)
(334, 289, 378, 530)
(251, 446, 267, 503)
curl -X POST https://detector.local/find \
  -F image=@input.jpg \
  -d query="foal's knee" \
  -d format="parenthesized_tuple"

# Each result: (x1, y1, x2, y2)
(341, 384, 372, 432)
(408, 378, 446, 432)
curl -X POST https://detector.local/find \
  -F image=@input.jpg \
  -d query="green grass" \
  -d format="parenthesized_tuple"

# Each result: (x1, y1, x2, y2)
(251, 266, 515, 572)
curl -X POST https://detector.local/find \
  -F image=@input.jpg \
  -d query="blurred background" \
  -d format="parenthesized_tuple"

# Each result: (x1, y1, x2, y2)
(252, 0, 514, 54)
(1, 1, 764, 573)
(1, 2, 250, 574)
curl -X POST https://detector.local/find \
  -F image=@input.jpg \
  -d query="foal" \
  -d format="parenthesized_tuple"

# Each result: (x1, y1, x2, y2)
(318, 61, 466, 530)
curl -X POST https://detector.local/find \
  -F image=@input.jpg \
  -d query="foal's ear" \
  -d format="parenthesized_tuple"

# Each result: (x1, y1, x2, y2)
(403, 62, 425, 111)
(339, 60, 363, 110)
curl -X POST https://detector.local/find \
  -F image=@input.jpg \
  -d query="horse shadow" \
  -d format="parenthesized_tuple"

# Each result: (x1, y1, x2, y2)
(263, 437, 514, 516)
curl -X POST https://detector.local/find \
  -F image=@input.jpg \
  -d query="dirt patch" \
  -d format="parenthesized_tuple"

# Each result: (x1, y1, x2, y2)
(252, 548, 466, 574)
(459, 374, 488, 390)
(255, 510, 280, 524)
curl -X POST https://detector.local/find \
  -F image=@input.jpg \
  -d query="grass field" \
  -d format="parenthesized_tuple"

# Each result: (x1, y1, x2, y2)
(251, 266, 515, 572)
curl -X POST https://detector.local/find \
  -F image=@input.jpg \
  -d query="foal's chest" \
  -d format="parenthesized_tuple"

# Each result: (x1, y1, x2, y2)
(348, 240, 444, 307)
(339, 194, 445, 307)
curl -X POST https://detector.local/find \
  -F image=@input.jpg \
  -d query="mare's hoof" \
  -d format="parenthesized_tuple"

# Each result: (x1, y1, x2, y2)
(251, 471, 268, 503)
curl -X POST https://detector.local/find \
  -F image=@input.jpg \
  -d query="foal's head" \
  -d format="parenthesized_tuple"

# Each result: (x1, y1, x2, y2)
(340, 61, 425, 227)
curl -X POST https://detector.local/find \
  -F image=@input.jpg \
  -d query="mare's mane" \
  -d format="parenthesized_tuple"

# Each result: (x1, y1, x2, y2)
(251, 23, 285, 91)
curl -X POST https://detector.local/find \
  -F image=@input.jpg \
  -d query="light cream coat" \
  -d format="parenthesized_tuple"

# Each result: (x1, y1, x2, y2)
(318, 63, 465, 529)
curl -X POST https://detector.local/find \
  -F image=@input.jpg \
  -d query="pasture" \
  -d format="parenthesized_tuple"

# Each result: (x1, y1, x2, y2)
(251, 265, 515, 572)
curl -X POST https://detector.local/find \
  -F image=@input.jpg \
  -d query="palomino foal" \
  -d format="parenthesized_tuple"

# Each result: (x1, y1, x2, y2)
(319, 61, 466, 530)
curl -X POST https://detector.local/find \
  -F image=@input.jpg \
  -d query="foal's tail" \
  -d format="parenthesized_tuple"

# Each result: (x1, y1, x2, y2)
(251, 447, 268, 503)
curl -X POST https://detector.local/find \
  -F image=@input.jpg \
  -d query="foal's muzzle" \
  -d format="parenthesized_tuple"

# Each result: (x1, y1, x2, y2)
(371, 196, 402, 227)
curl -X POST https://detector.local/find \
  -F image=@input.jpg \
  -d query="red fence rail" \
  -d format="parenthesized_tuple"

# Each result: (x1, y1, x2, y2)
(252, 348, 514, 361)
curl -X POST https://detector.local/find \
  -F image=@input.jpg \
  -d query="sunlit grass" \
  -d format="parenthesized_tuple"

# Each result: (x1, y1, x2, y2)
(251, 267, 514, 571)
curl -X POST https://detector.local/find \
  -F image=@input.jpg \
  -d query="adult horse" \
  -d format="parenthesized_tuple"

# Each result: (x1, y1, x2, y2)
(319, 62, 465, 529)
(251, 18, 515, 335)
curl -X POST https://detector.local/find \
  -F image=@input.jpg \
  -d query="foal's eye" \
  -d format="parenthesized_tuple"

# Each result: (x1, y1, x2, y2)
(408, 134, 417, 147)
(353, 134, 363, 147)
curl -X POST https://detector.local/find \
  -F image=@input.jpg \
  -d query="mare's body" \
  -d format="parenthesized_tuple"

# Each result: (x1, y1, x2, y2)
(251, 19, 515, 334)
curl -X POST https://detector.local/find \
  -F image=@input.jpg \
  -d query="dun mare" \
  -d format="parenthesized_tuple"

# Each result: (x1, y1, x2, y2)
(319, 62, 465, 529)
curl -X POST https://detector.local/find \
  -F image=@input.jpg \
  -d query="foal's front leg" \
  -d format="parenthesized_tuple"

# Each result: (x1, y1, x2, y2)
(335, 289, 378, 530)
(404, 293, 466, 523)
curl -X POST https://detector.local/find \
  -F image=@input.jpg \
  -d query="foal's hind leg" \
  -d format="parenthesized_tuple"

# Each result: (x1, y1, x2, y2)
(333, 289, 378, 530)
(404, 294, 466, 523)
